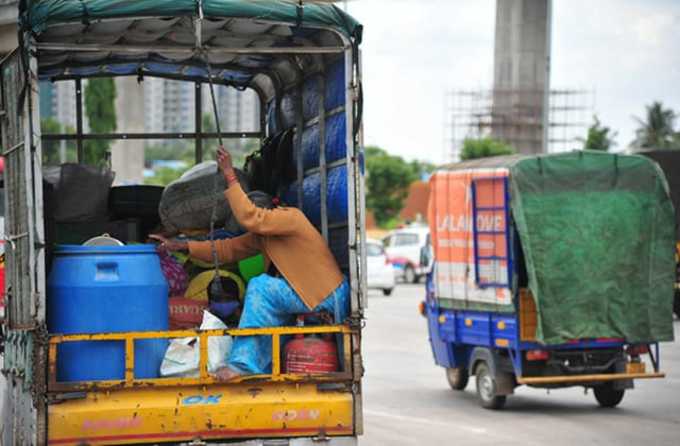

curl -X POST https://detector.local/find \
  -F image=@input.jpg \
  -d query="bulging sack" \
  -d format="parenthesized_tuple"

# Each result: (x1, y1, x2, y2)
(168, 297, 206, 330)
(223, 190, 274, 234)
(159, 161, 249, 232)
(51, 163, 115, 223)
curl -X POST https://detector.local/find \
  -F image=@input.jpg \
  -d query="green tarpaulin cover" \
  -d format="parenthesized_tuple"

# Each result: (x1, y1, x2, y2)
(22, 0, 362, 42)
(510, 151, 676, 345)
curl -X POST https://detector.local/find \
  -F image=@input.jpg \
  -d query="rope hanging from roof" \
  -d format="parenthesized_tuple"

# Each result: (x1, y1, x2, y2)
(77, 0, 90, 26)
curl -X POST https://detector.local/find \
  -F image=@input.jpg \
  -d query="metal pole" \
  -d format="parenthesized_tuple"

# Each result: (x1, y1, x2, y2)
(295, 86, 304, 208)
(75, 78, 83, 163)
(318, 74, 328, 241)
(195, 82, 203, 163)
(35, 43, 346, 55)
(259, 93, 267, 142)
(542, 0, 553, 153)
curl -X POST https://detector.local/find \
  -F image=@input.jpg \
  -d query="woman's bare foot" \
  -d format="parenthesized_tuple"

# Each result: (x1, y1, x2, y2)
(213, 366, 241, 382)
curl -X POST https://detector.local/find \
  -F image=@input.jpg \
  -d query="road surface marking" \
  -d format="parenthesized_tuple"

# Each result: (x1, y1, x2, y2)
(364, 409, 487, 434)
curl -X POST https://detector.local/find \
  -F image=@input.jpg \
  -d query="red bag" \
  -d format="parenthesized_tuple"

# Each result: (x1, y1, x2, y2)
(169, 297, 206, 330)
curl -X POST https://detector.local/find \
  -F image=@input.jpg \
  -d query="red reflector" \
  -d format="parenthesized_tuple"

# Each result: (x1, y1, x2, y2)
(418, 301, 426, 317)
(525, 350, 550, 361)
(596, 337, 625, 343)
(627, 344, 649, 356)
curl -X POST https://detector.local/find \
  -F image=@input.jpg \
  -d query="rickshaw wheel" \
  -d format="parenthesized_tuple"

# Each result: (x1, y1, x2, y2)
(594, 383, 625, 408)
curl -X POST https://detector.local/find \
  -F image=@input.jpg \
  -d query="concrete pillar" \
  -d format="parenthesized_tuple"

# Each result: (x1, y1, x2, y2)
(492, 0, 551, 154)
(111, 77, 145, 184)
(0, 24, 17, 55)
(0, 0, 18, 54)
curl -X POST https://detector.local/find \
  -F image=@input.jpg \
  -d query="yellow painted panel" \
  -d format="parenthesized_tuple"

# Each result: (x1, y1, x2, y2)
(519, 288, 537, 341)
(517, 372, 665, 385)
(48, 383, 353, 445)
(626, 362, 646, 374)
(495, 338, 509, 347)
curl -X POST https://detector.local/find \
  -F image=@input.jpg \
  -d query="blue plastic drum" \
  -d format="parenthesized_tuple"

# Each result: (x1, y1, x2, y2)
(47, 244, 168, 382)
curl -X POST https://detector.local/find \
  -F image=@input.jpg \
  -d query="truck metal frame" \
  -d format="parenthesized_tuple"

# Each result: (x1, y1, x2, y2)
(1, 2, 366, 444)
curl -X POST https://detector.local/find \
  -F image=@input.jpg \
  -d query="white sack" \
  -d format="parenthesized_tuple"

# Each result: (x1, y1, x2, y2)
(160, 310, 232, 378)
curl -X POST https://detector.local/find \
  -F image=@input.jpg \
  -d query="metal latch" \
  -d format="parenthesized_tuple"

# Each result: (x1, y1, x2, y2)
(313, 432, 331, 443)
(5, 232, 29, 250)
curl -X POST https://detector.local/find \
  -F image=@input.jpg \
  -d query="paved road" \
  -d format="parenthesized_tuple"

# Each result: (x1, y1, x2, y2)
(360, 284, 680, 446)
(1, 285, 678, 444)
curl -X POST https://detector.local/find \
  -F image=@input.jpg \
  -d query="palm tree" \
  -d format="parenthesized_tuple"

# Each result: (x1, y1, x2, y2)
(632, 102, 678, 150)
(581, 115, 617, 151)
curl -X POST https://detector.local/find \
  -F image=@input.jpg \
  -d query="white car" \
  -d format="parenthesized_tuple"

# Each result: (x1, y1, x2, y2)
(383, 225, 432, 284)
(366, 239, 395, 296)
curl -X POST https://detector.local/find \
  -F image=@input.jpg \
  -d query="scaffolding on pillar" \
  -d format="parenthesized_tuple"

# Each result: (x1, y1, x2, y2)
(446, 88, 593, 163)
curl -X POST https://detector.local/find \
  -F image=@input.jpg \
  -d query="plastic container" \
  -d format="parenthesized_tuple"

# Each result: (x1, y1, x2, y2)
(184, 270, 245, 303)
(83, 233, 124, 247)
(47, 244, 169, 382)
(238, 254, 265, 282)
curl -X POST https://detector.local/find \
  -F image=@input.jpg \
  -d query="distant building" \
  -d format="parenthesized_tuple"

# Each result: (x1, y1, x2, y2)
(143, 77, 166, 134)
(215, 85, 260, 133)
(400, 181, 430, 224)
(39, 80, 77, 130)
(143, 79, 260, 143)
(144, 78, 196, 134)
(38, 76, 260, 152)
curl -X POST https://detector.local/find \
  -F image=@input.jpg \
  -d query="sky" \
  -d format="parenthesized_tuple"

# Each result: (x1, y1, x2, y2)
(344, 0, 680, 164)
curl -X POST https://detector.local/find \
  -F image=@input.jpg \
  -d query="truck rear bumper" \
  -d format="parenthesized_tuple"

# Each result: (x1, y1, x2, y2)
(174, 437, 357, 446)
(48, 383, 354, 445)
(517, 371, 665, 385)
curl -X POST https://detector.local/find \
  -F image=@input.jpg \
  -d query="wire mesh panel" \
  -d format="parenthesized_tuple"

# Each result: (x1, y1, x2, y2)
(471, 177, 512, 289)
(1, 50, 32, 328)
(0, 49, 45, 446)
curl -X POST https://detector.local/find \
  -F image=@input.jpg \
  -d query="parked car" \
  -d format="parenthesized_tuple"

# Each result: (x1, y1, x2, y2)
(367, 239, 395, 296)
(383, 225, 432, 283)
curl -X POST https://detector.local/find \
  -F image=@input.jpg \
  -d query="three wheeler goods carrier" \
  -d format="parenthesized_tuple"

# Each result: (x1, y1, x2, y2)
(423, 151, 675, 409)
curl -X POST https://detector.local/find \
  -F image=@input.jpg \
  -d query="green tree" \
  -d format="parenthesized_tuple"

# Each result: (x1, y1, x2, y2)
(41, 118, 77, 164)
(202, 113, 219, 158)
(365, 146, 417, 227)
(409, 159, 436, 179)
(632, 101, 679, 150)
(460, 137, 515, 160)
(145, 143, 194, 167)
(84, 78, 116, 165)
(41, 117, 62, 165)
(144, 166, 187, 187)
(201, 113, 255, 168)
(581, 115, 617, 151)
